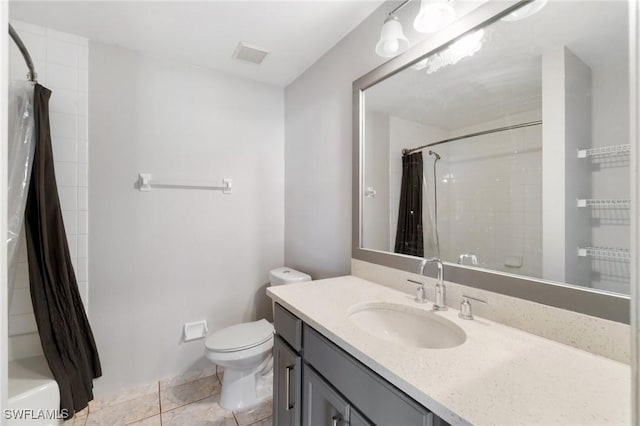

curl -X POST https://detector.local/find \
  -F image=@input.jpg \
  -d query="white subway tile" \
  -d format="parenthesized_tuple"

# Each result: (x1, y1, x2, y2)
(46, 38, 78, 68)
(61, 209, 78, 236)
(78, 235, 88, 259)
(78, 68, 88, 93)
(79, 164, 88, 188)
(78, 186, 88, 210)
(18, 235, 28, 262)
(46, 63, 78, 91)
(77, 258, 88, 282)
(52, 137, 77, 163)
(50, 112, 77, 140)
(78, 281, 89, 310)
(9, 288, 33, 315)
(58, 186, 78, 211)
(8, 313, 38, 336)
(79, 43, 89, 69)
(54, 161, 78, 186)
(14, 262, 30, 289)
(17, 30, 47, 59)
(78, 115, 88, 140)
(49, 89, 78, 115)
(79, 211, 88, 234)
(9, 57, 30, 82)
(78, 92, 88, 119)
(78, 140, 88, 164)
(67, 235, 78, 258)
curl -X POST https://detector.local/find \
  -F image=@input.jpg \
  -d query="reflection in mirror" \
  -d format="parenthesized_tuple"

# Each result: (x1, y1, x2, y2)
(362, 1, 630, 295)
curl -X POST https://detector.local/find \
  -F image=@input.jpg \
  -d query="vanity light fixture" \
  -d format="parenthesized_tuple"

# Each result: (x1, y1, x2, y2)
(375, 14, 410, 57)
(375, 0, 457, 58)
(413, 0, 456, 33)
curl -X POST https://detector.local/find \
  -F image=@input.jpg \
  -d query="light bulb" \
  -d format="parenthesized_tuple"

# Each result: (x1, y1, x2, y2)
(375, 15, 410, 58)
(384, 39, 400, 55)
(414, 0, 456, 33)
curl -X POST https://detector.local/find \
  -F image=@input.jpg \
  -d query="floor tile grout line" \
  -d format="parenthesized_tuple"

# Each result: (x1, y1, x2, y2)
(160, 391, 220, 415)
(246, 417, 272, 426)
(158, 381, 163, 426)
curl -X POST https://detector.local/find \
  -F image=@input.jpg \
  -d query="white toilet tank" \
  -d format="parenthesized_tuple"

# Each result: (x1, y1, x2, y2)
(269, 267, 311, 286)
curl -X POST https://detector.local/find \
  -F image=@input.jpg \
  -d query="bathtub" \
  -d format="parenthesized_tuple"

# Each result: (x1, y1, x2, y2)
(7, 356, 62, 426)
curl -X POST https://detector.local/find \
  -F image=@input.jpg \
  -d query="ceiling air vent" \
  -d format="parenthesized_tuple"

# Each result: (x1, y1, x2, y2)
(232, 41, 269, 65)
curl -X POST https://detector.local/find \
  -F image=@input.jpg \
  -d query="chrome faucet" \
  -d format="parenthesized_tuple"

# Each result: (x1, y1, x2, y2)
(419, 258, 447, 311)
(457, 253, 478, 266)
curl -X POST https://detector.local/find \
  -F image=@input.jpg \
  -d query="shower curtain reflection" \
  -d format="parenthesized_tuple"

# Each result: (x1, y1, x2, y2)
(394, 151, 440, 258)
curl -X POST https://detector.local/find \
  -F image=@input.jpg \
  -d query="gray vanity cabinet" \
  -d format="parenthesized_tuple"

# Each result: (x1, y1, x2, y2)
(302, 364, 350, 426)
(273, 303, 449, 426)
(273, 335, 301, 426)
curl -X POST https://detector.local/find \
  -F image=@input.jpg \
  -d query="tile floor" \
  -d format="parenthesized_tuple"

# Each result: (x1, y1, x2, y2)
(66, 369, 272, 426)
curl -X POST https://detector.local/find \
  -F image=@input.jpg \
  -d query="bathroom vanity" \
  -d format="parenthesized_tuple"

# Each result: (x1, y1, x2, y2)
(273, 302, 447, 426)
(268, 276, 630, 425)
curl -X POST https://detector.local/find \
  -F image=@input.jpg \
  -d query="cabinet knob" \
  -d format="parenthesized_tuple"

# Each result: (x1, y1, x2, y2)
(332, 415, 342, 426)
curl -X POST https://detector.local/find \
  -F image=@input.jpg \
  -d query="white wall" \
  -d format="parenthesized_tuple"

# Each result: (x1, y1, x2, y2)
(284, 4, 391, 279)
(590, 16, 630, 294)
(283, 1, 482, 278)
(7, 20, 89, 360)
(542, 47, 592, 287)
(89, 43, 284, 395)
(362, 111, 389, 251)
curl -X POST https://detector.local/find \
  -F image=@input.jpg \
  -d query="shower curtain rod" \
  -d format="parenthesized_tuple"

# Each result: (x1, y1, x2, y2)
(8, 23, 37, 82)
(402, 120, 542, 156)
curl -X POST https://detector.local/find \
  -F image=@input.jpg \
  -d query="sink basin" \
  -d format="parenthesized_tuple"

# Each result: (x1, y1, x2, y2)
(348, 302, 466, 349)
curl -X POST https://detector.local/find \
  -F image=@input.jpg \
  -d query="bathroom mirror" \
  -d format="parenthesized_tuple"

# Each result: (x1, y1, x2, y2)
(353, 0, 632, 322)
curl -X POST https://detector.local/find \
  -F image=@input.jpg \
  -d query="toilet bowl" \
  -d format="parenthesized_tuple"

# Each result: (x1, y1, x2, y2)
(205, 319, 274, 411)
(205, 267, 311, 411)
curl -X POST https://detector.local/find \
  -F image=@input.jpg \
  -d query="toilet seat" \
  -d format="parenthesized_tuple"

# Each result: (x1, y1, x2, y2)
(206, 319, 273, 353)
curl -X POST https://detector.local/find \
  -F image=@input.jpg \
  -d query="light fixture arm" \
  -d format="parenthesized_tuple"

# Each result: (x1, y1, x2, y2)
(387, 0, 414, 18)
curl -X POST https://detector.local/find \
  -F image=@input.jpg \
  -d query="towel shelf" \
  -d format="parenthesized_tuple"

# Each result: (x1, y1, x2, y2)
(138, 173, 232, 193)
(577, 246, 630, 261)
(576, 198, 630, 208)
(577, 144, 630, 158)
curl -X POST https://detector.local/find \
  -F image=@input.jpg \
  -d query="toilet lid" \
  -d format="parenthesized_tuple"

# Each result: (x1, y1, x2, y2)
(205, 319, 273, 353)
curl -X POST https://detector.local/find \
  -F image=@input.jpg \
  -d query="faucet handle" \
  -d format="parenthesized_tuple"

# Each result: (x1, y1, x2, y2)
(458, 295, 487, 320)
(406, 279, 428, 304)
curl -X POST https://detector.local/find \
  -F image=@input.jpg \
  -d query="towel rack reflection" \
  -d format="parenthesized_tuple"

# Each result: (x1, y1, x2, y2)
(138, 173, 232, 193)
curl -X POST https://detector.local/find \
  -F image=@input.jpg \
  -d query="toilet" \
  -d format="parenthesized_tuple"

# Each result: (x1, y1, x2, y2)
(205, 267, 311, 411)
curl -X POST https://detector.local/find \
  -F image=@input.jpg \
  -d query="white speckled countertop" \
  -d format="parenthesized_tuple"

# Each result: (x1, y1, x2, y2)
(267, 276, 631, 426)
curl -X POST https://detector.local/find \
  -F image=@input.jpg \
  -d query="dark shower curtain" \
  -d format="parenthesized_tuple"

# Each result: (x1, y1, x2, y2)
(25, 84, 102, 420)
(394, 152, 424, 257)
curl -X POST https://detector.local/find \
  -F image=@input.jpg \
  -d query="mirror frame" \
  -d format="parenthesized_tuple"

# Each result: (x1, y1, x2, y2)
(352, 0, 631, 324)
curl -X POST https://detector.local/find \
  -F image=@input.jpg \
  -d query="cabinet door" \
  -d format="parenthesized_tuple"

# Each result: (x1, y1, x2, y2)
(274, 335, 301, 426)
(302, 364, 350, 426)
(349, 408, 373, 426)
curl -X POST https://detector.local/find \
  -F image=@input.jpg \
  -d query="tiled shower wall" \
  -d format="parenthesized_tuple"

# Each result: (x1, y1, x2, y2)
(8, 21, 88, 352)
(437, 111, 543, 278)
(381, 110, 542, 277)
